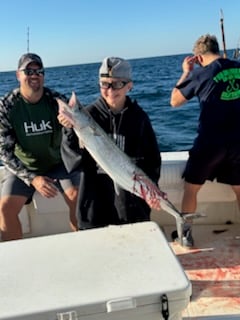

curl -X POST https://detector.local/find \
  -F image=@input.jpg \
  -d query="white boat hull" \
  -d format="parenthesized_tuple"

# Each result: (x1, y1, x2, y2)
(1, 151, 238, 239)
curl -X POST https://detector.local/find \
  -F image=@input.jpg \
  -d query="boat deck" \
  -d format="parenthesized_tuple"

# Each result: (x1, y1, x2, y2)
(164, 224, 240, 319)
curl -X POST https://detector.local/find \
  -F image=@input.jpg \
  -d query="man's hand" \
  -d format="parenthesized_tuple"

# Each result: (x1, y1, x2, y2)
(31, 176, 59, 198)
(182, 55, 196, 73)
(146, 190, 168, 211)
(57, 109, 74, 128)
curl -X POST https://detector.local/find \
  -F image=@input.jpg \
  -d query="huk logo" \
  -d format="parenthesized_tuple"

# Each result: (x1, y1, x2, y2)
(24, 120, 53, 136)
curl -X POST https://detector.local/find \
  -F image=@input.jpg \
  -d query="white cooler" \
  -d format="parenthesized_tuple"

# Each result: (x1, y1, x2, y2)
(0, 221, 191, 320)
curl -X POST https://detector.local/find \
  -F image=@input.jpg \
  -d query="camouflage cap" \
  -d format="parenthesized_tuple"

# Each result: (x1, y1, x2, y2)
(18, 53, 43, 70)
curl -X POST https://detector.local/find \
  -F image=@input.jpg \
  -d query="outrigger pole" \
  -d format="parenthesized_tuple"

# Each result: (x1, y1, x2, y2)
(27, 27, 30, 53)
(220, 9, 227, 58)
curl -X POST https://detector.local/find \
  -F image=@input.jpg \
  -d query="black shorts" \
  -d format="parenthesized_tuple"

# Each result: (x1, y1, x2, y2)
(0, 163, 80, 202)
(183, 143, 240, 185)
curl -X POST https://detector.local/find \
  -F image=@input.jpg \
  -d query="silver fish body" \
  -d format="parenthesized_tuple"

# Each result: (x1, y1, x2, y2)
(57, 92, 205, 245)
(57, 93, 166, 205)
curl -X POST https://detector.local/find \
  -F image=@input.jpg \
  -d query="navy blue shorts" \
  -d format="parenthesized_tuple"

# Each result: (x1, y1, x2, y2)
(0, 163, 80, 202)
(183, 143, 240, 185)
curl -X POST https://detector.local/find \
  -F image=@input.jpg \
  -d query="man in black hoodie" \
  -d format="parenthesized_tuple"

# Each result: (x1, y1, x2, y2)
(59, 57, 161, 229)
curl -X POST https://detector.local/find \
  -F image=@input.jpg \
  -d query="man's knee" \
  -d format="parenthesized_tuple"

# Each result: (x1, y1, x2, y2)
(64, 186, 79, 202)
(0, 195, 28, 218)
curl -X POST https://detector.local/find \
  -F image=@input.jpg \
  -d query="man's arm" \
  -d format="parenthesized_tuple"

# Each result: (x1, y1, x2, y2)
(170, 55, 196, 107)
(0, 93, 37, 186)
(170, 84, 188, 107)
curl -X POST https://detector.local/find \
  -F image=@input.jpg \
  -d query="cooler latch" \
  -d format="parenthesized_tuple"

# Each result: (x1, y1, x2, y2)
(161, 294, 169, 320)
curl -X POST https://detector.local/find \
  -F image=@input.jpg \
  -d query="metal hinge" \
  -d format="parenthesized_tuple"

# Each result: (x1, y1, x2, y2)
(57, 310, 78, 320)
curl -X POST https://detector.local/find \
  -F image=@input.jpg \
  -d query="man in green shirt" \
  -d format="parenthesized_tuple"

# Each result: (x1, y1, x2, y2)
(0, 53, 79, 240)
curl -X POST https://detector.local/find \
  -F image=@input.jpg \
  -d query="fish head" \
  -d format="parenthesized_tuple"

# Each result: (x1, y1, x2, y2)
(56, 92, 91, 133)
(56, 92, 79, 127)
(68, 91, 85, 113)
(68, 91, 78, 108)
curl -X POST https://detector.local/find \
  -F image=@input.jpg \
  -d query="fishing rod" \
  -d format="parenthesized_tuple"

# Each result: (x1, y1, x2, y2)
(220, 9, 227, 58)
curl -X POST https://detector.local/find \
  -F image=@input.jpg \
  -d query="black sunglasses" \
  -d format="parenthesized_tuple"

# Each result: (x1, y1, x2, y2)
(99, 80, 129, 90)
(21, 68, 45, 76)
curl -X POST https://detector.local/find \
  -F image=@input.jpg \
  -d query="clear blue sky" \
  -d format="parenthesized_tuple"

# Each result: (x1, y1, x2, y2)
(1, 0, 240, 72)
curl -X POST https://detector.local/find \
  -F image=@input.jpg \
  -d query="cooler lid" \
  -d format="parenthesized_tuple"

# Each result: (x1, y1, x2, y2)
(0, 221, 191, 319)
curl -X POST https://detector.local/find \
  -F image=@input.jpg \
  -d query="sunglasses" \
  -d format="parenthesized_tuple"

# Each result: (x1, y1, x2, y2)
(21, 68, 45, 76)
(99, 81, 129, 90)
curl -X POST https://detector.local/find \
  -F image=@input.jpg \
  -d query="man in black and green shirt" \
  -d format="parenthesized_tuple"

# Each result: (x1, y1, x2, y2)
(0, 53, 79, 240)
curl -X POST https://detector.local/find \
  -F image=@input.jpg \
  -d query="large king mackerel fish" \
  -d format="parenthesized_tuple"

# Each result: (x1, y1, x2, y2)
(57, 92, 204, 244)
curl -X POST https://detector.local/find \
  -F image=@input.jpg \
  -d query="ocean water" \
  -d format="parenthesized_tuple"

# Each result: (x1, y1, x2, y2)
(0, 54, 202, 152)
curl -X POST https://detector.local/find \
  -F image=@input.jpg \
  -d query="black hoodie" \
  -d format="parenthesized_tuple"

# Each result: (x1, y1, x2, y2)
(61, 96, 161, 229)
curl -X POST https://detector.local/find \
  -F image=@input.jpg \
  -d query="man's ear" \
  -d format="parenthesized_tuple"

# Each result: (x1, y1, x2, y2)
(16, 71, 20, 81)
(127, 81, 133, 91)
